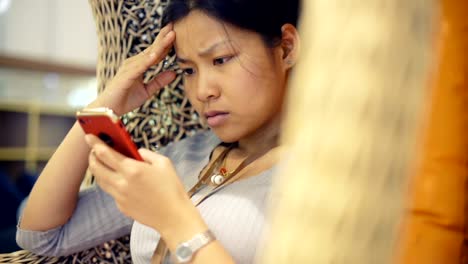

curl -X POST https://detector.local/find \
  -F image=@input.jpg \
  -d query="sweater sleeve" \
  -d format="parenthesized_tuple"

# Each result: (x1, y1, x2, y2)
(16, 185, 133, 256)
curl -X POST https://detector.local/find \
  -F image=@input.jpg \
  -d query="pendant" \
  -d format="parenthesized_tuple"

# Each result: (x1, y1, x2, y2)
(211, 174, 225, 185)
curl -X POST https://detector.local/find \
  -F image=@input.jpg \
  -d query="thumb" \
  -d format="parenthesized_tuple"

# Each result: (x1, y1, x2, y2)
(138, 148, 165, 164)
(145, 71, 177, 95)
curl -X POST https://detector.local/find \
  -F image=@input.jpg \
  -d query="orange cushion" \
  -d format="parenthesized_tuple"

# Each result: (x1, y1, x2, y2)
(398, 1, 468, 263)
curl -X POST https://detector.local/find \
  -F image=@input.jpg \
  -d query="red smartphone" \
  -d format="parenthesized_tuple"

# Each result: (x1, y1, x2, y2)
(76, 107, 143, 161)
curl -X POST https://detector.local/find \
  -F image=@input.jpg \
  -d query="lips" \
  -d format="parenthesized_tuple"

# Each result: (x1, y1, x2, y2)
(204, 111, 229, 127)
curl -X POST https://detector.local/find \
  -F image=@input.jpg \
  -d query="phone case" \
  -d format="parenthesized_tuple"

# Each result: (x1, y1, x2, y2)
(76, 107, 143, 161)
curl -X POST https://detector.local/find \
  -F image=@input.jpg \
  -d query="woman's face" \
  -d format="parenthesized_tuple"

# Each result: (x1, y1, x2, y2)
(173, 11, 289, 142)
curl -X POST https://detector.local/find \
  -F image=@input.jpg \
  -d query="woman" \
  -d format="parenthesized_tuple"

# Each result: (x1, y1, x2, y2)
(16, 0, 300, 263)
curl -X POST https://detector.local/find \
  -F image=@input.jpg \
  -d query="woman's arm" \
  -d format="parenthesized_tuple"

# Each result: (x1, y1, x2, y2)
(191, 243, 236, 264)
(19, 122, 93, 231)
(160, 205, 236, 264)
(18, 24, 176, 233)
(17, 185, 133, 256)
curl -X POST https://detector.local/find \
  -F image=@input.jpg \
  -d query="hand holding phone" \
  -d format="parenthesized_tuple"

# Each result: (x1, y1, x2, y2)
(76, 107, 143, 161)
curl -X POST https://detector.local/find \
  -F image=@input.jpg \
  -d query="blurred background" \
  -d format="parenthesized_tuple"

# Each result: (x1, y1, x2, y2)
(0, 0, 98, 252)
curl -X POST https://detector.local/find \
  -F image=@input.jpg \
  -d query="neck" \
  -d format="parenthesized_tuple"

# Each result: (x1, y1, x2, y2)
(236, 115, 282, 157)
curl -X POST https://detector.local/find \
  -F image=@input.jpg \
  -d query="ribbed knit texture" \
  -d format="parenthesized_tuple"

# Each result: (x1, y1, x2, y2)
(17, 130, 276, 264)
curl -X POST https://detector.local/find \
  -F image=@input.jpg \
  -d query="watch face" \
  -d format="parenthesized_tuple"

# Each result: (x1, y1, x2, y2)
(176, 243, 193, 262)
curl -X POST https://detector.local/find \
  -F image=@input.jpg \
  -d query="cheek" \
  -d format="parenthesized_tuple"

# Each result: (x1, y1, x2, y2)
(233, 66, 281, 96)
(224, 62, 266, 87)
(229, 79, 275, 114)
(229, 62, 283, 100)
(241, 76, 286, 113)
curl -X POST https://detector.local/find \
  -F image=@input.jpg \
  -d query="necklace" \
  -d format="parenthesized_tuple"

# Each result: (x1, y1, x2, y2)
(210, 147, 245, 186)
(190, 144, 244, 195)
(190, 143, 275, 197)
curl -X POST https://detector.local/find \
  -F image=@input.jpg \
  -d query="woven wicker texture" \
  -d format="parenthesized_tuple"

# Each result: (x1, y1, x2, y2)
(0, 237, 130, 264)
(0, 0, 205, 263)
(92, 0, 206, 152)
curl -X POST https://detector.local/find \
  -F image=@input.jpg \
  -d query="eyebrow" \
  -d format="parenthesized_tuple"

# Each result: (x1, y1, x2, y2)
(176, 40, 234, 64)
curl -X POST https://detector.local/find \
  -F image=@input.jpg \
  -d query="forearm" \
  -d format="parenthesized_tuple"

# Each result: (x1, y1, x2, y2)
(189, 241, 235, 264)
(165, 231, 236, 264)
(161, 206, 236, 264)
(20, 122, 91, 231)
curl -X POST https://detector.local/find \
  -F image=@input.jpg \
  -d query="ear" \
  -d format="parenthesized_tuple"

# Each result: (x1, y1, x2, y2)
(279, 23, 301, 70)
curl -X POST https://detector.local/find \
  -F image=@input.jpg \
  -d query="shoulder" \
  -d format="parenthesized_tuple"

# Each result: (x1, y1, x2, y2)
(160, 129, 221, 161)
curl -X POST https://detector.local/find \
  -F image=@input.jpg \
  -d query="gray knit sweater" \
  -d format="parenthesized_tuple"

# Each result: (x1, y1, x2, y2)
(16, 130, 276, 264)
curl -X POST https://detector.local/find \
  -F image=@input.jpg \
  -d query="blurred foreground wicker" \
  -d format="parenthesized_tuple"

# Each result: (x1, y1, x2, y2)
(260, 0, 436, 263)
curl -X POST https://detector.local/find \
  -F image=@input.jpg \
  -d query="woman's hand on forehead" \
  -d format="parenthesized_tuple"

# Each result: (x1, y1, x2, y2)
(90, 23, 177, 115)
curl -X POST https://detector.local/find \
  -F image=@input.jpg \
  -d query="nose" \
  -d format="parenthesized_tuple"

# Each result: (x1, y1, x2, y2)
(195, 71, 220, 102)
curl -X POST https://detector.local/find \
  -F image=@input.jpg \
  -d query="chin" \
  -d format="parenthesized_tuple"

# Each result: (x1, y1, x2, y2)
(210, 127, 243, 143)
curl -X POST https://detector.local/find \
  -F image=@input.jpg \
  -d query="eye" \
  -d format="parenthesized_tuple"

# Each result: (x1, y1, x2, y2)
(182, 68, 195, 76)
(213, 56, 233, 66)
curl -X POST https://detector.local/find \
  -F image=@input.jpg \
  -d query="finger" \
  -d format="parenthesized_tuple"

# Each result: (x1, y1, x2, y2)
(88, 150, 119, 197)
(145, 71, 177, 95)
(85, 135, 127, 171)
(84, 134, 108, 152)
(138, 148, 168, 165)
(120, 31, 175, 82)
(144, 33, 174, 67)
(135, 25, 175, 66)
(124, 24, 174, 65)
(143, 23, 174, 56)
(84, 134, 106, 153)
(141, 29, 175, 65)
(115, 24, 175, 82)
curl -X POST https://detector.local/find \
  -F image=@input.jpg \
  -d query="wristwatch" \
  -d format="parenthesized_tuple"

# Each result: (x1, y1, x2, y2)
(174, 230, 216, 263)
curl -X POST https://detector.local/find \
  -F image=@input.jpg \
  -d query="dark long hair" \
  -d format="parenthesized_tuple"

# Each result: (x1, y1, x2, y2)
(162, 0, 300, 47)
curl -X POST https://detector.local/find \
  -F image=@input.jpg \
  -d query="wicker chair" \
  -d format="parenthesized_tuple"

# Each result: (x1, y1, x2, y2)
(0, 0, 206, 263)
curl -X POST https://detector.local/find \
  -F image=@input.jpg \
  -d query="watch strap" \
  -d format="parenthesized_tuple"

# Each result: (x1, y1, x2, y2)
(189, 229, 215, 250)
(175, 230, 216, 263)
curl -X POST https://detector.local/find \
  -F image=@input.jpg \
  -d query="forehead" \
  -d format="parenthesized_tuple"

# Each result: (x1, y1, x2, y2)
(173, 10, 257, 56)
